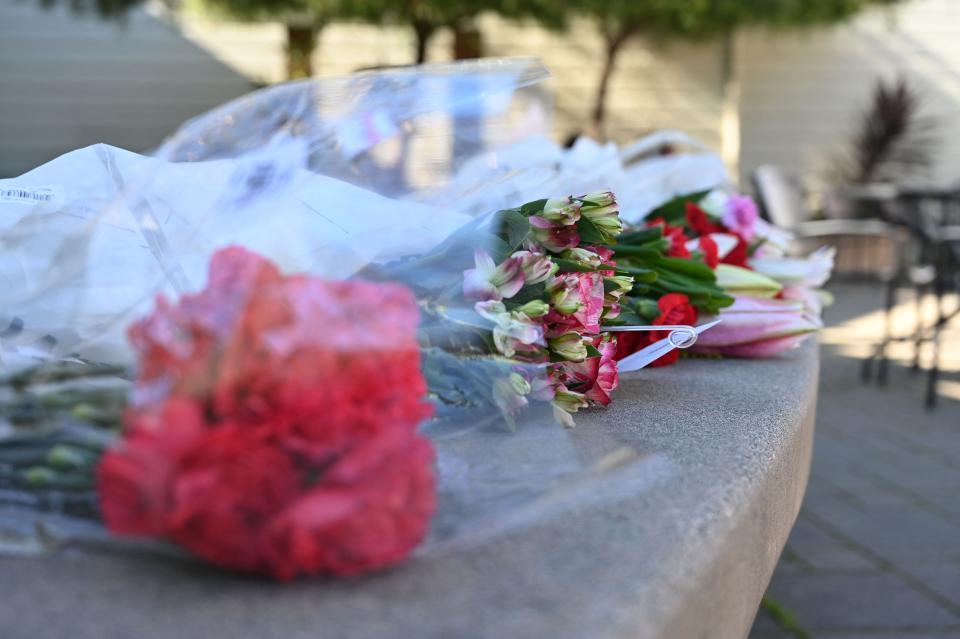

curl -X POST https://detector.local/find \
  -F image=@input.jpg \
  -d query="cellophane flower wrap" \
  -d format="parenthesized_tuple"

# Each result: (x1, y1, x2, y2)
(0, 59, 650, 580)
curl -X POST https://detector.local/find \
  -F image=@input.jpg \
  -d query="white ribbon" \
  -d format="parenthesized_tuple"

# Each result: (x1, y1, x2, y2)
(602, 320, 721, 372)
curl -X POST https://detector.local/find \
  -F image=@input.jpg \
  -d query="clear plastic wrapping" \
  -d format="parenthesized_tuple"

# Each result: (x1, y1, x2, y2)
(0, 59, 657, 577)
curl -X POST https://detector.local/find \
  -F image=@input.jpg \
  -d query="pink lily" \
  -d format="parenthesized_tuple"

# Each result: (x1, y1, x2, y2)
(781, 284, 834, 317)
(749, 247, 835, 289)
(690, 296, 820, 358)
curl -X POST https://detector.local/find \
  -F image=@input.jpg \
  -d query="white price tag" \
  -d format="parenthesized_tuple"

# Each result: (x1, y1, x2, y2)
(0, 184, 64, 206)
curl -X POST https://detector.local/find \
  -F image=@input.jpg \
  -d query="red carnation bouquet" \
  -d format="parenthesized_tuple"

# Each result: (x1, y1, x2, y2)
(98, 247, 435, 580)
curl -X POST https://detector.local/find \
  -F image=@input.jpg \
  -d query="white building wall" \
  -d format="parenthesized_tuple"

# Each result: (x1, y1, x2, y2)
(739, 0, 960, 189)
(3, 0, 960, 192)
(0, 1, 255, 177)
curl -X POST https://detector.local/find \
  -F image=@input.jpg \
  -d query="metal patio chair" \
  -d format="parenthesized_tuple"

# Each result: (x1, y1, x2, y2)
(861, 187, 960, 408)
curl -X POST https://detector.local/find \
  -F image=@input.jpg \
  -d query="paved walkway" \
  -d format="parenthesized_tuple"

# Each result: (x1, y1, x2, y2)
(750, 283, 960, 639)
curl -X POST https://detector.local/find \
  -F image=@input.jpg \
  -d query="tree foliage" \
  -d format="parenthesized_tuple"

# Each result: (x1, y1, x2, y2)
(556, 0, 904, 132)
(341, 0, 566, 64)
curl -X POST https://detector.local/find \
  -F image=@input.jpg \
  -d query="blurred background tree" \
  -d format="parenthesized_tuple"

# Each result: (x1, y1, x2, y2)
(562, 0, 902, 138)
(190, 0, 350, 79)
(342, 0, 565, 65)
(35, 0, 900, 127)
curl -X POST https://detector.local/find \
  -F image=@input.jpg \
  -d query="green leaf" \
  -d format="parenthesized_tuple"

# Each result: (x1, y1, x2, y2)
(613, 266, 658, 282)
(617, 225, 663, 245)
(607, 244, 662, 259)
(494, 209, 532, 258)
(584, 343, 603, 358)
(576, 215, 608, 244)
(647, 254, 717, 280)
(553, 258, 597, 273)
(509, 282, 547, 305)
(519, 199, 549, 217)
(632, 297, 661, 321)
(608, 308, 645, 326)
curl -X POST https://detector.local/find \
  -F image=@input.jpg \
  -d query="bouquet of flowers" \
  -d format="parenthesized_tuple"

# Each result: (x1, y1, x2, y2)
(614, 188, 832, 360)
(0, 58, 829, 584)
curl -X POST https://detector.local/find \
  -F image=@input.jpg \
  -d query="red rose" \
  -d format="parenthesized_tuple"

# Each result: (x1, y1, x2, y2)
(614, 330, 647, 361)
(647, 217, 690, 258)
(613, 293, 697, 367)
(721, 236, 751, 268)
(685, 202, 723, 236)
(698, 235, 720, 269)
(648, 293, 698, 367)
(99, 247, 436, 580)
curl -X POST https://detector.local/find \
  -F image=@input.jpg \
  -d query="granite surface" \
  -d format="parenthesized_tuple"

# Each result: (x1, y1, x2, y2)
(0, 341, 819, 639)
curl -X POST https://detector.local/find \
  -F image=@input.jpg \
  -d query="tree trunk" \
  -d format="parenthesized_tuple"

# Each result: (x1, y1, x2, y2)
(450, 19, 484, 170)
(413, 19, 435, 65)
(452, 19, 483, 60)
(591, 30, 630, 139)
(285, 23, 318, 80)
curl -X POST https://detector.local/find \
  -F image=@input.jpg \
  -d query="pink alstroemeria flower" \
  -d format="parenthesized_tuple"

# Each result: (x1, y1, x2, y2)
(540, 197, 582, 225)
(463, 250, 525, 301)
(474, 300, 545, 358)
(563, 336, 619, 406)
(492, 372, 532, 414)
(551, 383, 589, 428)
(530, 216, 581, 253)
(512, 247, 558, 285)
(690, 296, 820, 358)
(545, 272, 605, 335)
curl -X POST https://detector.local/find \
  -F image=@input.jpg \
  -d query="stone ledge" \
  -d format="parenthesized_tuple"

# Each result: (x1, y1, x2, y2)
(0, 341, 819, 639)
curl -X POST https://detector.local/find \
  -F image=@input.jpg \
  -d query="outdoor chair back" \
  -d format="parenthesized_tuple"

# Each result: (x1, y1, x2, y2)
(752, 164, 809, 228)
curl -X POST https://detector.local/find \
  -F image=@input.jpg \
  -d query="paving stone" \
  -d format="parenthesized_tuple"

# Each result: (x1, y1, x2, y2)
(751, 283, 960, 637)
(789, 543, 878, 573)
(751, 606, 784, 632)
(765, 573, 960, 630)
(814, 633, 960, 639)
(894, 563, 960, 608)
(787, 517, 842, 547)
(804, 503, 960, 555)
